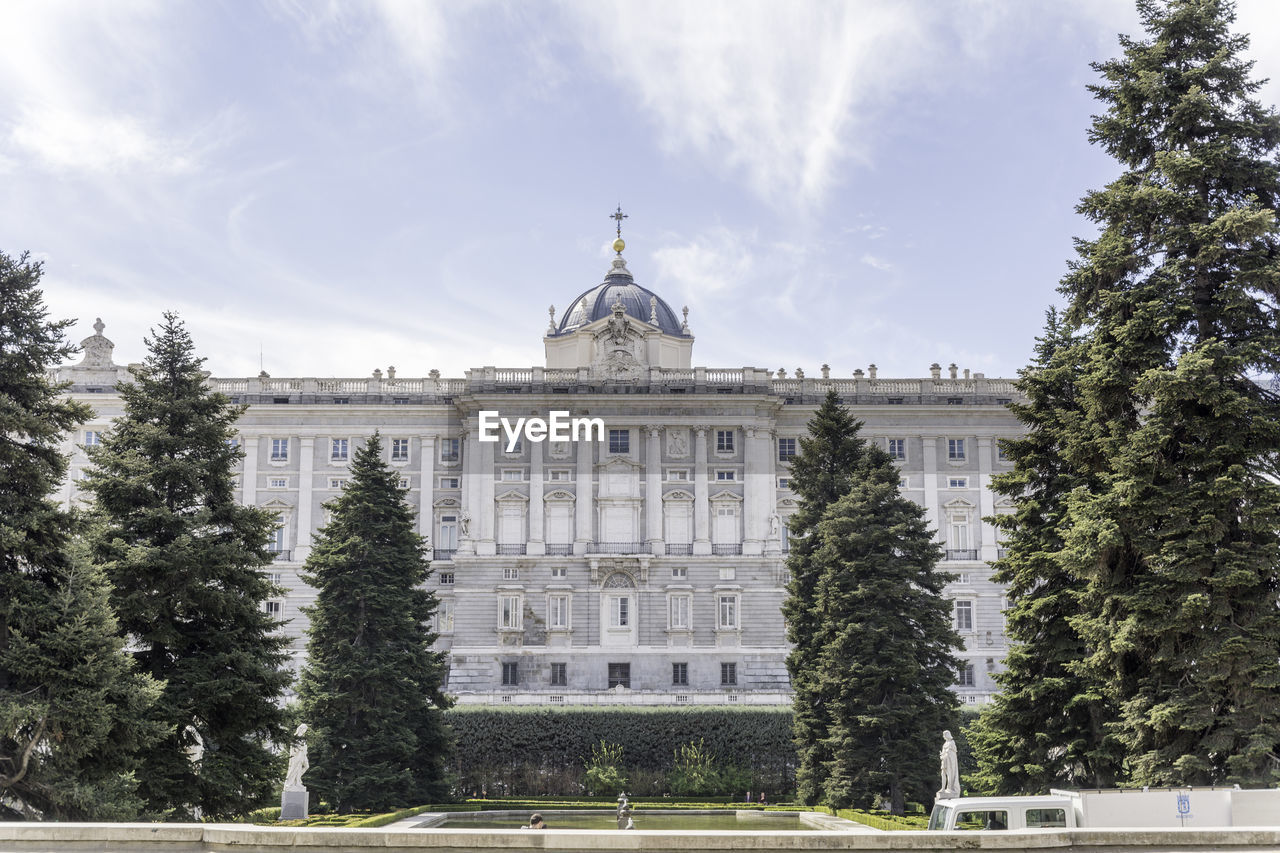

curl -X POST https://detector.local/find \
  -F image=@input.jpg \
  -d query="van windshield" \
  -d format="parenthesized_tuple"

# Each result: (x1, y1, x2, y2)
(928, 806, 952, 831)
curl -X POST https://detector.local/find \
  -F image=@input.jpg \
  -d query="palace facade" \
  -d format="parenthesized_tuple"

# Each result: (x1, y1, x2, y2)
(56, 244, 1022, 707)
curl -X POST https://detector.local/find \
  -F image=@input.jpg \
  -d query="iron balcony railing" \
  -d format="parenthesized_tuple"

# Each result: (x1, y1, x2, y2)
(945, 549, 979, 561)
(712, 544, 743, 556)
(666, 543, 693, 556)
(591, 542, 643, 554)
(496, 544, 526, 555)
(434, 548, 457, 562)
(545, 543, 574, 556)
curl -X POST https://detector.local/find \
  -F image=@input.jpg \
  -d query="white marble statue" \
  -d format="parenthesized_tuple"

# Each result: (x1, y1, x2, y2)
(285, 724, 309, 790)
(937, 730, 960, 798)
(459, 511, 471, 539)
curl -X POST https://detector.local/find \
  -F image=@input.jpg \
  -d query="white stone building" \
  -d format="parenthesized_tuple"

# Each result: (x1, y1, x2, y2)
(55, 245, 1022, 707)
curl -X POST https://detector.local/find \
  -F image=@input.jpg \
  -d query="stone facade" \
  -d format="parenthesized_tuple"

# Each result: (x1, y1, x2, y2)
(54, 253, 1022, 707)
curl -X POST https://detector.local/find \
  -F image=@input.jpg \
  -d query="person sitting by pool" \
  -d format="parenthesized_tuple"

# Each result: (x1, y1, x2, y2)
(529, 813, 546, 830)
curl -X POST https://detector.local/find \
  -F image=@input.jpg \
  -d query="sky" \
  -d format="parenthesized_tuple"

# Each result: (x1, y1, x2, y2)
(3, 1, 1279, 381)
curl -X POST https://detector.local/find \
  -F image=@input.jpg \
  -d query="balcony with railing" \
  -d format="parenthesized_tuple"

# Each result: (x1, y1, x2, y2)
(433, 549, 457, 562)
(268, 550, 292, 562)
(496, 544, 527, 556)
(712, 544, 743, 556)
(590, 542, 644, 554)
(665, 543, 693, 556)
(945, 549, 979, 561)
(545, 543, 574, 556)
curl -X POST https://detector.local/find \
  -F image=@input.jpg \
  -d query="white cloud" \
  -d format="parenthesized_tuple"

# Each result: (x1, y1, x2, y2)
(565, 1, 926, 206)
(10, 108, 195, 175)
(859, 253, 893, 272)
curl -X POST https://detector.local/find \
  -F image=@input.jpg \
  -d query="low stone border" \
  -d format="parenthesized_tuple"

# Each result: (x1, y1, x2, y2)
(2, 823, 1280, 853)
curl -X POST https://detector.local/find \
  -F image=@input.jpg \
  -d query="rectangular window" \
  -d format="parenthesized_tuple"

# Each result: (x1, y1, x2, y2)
(671, 567, 687, 579)
(777, 477, 790, 489)
(503, 567, 519, 580)
(718, 595, 738, 630)
(331, 438, 349, 461)
(721, 662, 737, 686)
(501, 469, 523, 481)
(610, 596, 630, 627)
(329, 478, 347, 490)
(500, 595, 522, 629)
(716, 430, 735, 453)
(269, 477, 287, 489)
(440, 438, 460, 463)
(264, 600, 283, 618)
(548, 469, 572, 481)
(437, 516, 458, 551)
(501, 662, 519, 686)
(957, 662, 975, 687)
(438, 572, 454, 584)
(608, 429, 630, 454)
(549, 594, 569, 629)
(271, 438, 288, 462)
(948, 438, 966, 461)
(672, 662, 688, 686)
(550, 662, 567, 686)
(505, 437, 522, 454)
(997, 442, 1011, 461)
(333, 397, 349, 405)
(269, 514, 285, 552)
(955, 573, 971, 585)
(666, 469, 689, 481)
(398, 477, 410, 489)
(607, 662, 631, 689)
(438, 476, 460, 489)
(955, 600, 973, 631)
(778, 437, 797, 460)
(887, 438, 906, 460)
(669, 595, 690, 629)
(226, 436, 240, 448)
(948, 477, 968, 488)
(391, 438, 410, 462)
(83, 430, 101, 446)
(715, 470, 737, 481)
(719, 567, 736, 581)
(436, 600, 454, 632)
(550, 566, 567, 578)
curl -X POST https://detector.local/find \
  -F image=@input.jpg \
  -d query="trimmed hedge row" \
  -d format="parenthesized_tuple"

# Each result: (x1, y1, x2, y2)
(444, 707, 796, 797)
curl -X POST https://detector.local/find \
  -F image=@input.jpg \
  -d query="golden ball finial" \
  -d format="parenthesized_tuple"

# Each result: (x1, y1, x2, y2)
(613, 237, 626, 254)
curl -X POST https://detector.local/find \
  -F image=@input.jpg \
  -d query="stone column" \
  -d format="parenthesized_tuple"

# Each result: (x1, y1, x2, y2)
(922, 436, 940, 541)
(296, 436, 315, 560)
(477, 430, 496, 556)
(242, 437, 259, 507)
(528, 439, 545, 555)
(574, 436, 593, 554)
(459, 427, 476, 555)
(646, 427, 663, 555)
(419, 435, 435, 557)
(742, 427, 768, 556)
(693, 426, 711, 556)
(977, 437, 997, 561)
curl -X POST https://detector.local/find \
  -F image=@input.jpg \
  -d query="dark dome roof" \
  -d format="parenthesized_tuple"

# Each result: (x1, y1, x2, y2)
(554, 257, 688, 338)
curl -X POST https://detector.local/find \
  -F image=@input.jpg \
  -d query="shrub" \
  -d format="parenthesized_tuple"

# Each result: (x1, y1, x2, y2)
(583, 740, 627, 796)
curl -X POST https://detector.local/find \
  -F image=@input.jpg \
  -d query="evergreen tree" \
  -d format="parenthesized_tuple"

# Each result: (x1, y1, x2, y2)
(1057, 0, 1280, 785)
(83, 313, 293, 818)
(814, 444, 961, 814)
(782, 389, 884, 805)
(0, 250, 162, 819)
(297, 433, 453, 813)
(968, 311, 1123, 794)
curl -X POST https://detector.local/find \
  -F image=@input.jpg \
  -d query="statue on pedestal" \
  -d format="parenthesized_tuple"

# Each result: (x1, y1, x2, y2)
(281, 723, 311, 820)
(937, 730, 960, 799)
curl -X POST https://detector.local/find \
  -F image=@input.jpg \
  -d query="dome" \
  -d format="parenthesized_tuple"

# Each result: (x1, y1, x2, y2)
(554, 257, 689, 338)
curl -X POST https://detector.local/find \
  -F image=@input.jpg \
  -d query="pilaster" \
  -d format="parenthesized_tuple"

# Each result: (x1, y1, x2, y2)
(977, 437, 997, 561)
(242, 437, 259, 507)
(419, 435, 435, 556)
(296, 436, 315, 560)
(646, 426, 663, 555)
(528, 438, 545, 555)
(574, 437, 593, 554)
(693, 426, 711, 555)
(922, 436, 940, 539)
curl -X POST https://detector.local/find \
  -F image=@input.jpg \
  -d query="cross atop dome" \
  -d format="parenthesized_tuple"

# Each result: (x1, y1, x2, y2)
(610, 205, 628, 254)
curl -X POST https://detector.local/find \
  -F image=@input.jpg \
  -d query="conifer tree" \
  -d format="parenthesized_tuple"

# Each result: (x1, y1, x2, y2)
(782, 390, 883, 805)
(0, 250, 162, 819)
(968, 311, 1123, 794)
(297, 434, 453, 813)
(1056, 0, 1280, 785)
(83, 313, 292, 818)
(815, 444, 961, 814)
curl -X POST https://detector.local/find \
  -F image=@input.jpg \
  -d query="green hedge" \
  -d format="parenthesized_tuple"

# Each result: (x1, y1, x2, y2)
(444, 707, 796, 797)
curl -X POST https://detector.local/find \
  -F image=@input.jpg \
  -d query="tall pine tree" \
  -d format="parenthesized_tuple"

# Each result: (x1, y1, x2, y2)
(297, 433, 453, 813)
(0, 251, 163, 820)
(782, 389, 888, 805)
(1057, 0, 1280, 785)
(815, 443, 961, 814)
(968, 311, 1123, 794)
(83, 313, 293, 818)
